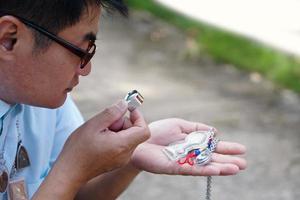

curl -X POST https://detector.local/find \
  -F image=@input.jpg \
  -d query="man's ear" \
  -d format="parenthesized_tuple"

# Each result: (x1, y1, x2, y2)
(0, 16, 20, 60)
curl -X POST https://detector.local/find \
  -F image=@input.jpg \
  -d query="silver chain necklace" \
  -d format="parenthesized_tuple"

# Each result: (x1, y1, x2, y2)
(13, 118, 30, 173)
(10, 118, 21, 178)
(163, 130, 219, 200)
(205, 137, 218, 200)
(0, 109, 13, 193)
(3, 115, 31, 200)
(0, 110, 30, 195)
(205, 176, 212, 200)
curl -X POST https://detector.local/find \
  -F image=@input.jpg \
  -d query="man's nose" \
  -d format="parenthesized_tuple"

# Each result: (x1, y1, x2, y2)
(76, 62, 92, 76)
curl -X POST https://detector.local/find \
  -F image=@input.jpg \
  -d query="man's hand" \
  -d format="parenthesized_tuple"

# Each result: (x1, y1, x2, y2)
(57, 100, 150, 182)
(33, 100, 150, 200)
(130, 118, 246, 176)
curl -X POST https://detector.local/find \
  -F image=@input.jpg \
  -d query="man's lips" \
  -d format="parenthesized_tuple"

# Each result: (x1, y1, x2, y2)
(65, 81, 79, 92)
(65, 88, 73, 92)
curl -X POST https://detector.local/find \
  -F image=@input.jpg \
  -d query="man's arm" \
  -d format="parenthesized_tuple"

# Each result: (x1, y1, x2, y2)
(32, 159, 86, 199)
(32, 101, 150, 200)
(34, 155, 141, 200)
(75, 163, 140, 200)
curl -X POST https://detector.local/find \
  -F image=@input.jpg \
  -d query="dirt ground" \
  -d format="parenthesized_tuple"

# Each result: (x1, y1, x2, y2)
(72, 11, 300, 200)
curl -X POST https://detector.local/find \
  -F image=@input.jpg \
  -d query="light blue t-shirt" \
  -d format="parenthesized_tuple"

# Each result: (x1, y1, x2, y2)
(0, 96, 84, 199)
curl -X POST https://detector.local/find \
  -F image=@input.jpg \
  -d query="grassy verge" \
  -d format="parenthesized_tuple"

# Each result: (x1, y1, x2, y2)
(126, 0, 300, 93)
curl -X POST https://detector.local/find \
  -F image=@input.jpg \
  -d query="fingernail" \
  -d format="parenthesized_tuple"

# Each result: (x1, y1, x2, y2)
(239, 145, 247, 154)
(209, 126, 218, 133)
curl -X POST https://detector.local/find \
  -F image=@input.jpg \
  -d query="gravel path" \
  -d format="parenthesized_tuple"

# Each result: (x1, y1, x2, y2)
(73, 11, 300, 200)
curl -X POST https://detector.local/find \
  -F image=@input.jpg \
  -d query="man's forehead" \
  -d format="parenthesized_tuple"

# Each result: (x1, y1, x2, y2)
(79, 6, 101, 39)
(60, 6, 100, 43)
(82, 5, 102, 24)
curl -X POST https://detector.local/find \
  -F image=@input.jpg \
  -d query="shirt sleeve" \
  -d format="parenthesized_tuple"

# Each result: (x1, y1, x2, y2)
(49, 95, 84, 167)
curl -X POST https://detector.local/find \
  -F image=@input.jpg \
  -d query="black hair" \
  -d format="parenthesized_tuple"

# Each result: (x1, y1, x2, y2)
(0, 0, 127, 49)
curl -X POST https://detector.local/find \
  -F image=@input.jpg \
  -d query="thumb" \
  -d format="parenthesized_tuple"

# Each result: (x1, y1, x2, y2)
(120, 126, 150, 147)
(119, 111, 150, 146)
(89, 100, 128, 131)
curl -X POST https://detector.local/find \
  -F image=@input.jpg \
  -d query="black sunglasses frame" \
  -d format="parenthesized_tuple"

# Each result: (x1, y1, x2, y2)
(0, 12, 96, 68)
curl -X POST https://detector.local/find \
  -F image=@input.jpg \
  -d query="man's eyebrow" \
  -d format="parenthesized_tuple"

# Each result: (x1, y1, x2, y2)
(83, 32, 97, 42)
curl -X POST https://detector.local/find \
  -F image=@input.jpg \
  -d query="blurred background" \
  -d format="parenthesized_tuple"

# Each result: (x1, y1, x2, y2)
(72, 0, 300, 199)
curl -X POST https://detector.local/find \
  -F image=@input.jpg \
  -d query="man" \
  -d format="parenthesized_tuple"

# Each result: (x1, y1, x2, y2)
(0, 0, 246, 199)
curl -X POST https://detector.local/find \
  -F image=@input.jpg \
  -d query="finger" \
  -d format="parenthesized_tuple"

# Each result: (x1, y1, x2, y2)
(116, 110, 149, 148)
(215, 141, 247, 155)
(209, 162, 240, 176)
(119, 126, 150, 147)
(176, 119, 218, 135)
(123, 117, 133, 129)
(169, 161, 240, 176)
(129, 109, 147, 128)
(91, 100, 128, 131)
(211, 153, 247, 170)
(109, 116, 125, 131)
(174, 163, 221, 176)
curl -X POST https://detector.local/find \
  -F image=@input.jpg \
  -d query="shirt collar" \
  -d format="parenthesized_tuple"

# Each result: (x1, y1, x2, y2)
(0, 99, 13, 119)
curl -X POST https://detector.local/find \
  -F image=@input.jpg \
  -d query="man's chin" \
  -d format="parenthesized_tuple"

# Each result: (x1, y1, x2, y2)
(47, 94, 68, 109)
(29, 94, 68, 109)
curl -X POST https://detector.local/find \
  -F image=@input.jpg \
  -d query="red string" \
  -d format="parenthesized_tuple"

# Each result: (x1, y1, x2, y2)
(177, 151, 197, 166)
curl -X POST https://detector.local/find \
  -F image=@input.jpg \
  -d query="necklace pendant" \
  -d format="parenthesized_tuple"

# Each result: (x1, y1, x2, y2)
(0, 164, 9, 193)
(15, 143, 30, 170)
(8, 177, 29, 200)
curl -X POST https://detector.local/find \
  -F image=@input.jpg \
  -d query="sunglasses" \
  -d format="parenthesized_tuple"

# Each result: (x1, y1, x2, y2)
(0, 12, 96, 69)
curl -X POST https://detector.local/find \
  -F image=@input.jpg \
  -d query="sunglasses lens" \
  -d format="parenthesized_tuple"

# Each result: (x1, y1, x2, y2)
(80, 43, 96, 69)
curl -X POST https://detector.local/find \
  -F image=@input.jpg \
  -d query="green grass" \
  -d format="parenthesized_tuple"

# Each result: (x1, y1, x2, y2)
(126, 0, 300, 93)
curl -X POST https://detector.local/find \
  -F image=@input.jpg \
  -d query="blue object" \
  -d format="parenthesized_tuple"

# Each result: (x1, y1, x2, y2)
(0, 95, 83, 199)
(194, 149, 201, 156)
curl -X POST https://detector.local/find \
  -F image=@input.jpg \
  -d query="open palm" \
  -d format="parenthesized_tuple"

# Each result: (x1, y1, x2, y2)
(131, 118, 246, 176)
